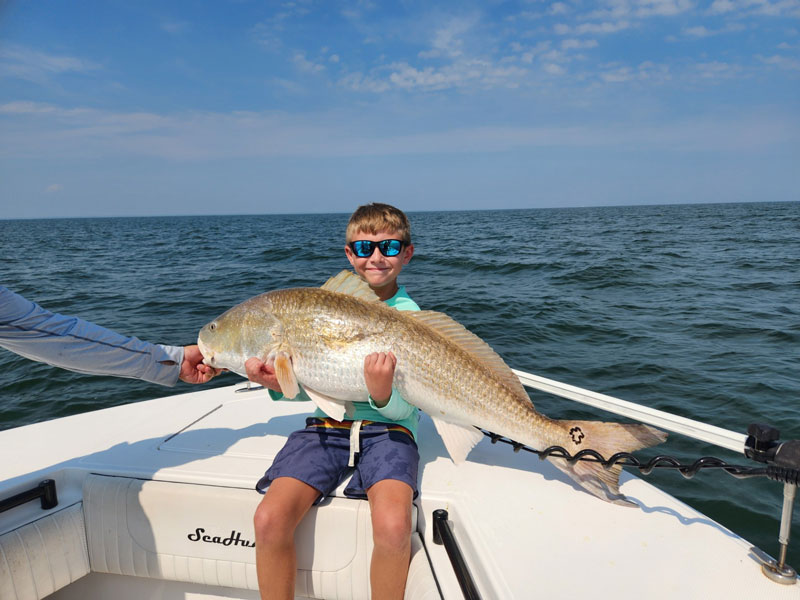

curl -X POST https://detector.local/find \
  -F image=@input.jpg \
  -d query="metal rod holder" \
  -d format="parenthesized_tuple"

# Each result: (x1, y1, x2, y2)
(752, 482, 798, 585)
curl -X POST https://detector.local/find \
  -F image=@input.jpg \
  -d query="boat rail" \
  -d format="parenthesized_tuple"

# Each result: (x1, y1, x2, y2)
(513, 369, 747, 453)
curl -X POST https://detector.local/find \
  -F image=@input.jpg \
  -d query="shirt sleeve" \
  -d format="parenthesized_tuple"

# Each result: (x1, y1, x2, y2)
(0, 286, 183, 387)
(368, 388, 416, 421)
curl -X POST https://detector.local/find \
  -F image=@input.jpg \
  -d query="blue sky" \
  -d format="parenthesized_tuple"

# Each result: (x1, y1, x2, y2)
(1, 0, 798, 218)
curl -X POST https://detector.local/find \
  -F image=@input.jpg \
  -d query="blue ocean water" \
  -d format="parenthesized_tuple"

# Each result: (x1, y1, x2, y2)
(1, 202, 799, 564)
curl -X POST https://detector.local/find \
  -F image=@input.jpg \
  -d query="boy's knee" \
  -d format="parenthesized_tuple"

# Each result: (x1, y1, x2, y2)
(372, 510, 411, 551)
(253, 500, 295, 543)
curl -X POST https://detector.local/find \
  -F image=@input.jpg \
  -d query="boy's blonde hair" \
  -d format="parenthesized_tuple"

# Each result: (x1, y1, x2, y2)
(345, 203, 412, 244)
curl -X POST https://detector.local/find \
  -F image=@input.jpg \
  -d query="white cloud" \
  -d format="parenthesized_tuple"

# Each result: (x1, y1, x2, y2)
(293, 52, 325, 73)
(758, 54, 800, 70)
(0, 101, 58, 115)
(389, 64, 459, 89)
(684, 25, 712, 37)
(636, 0, 694, 17)
(599, 61, 671, 82)
(708, 0, 800, 17)
(708, 0, 736, 13)
(44, 184, 63, 193)
(682, 22, 746, 37)
(601, 65, 635, 82)
(587, 0, 693, 18)
(555, 21, 632, 35)
(384, 59, 526, 91)
(0, 101, 94, 117)
(418, 16, 478, 59)
(0, 44, 101, 84)
(544, 63, 566, 74)
(514, 41, 552, 64)
(694, 61, 742, 78)
(250, 21, 284, 51)
(338, 72, 391, 93)
(561, 39, 599, 50)
(541, 49, 565, 62)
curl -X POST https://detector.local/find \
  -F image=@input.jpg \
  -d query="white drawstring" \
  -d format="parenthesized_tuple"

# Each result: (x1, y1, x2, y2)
(348, 420, 364, 467)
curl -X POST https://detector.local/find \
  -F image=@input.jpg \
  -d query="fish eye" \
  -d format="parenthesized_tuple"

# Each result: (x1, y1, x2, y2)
(209, 323, 217, 331)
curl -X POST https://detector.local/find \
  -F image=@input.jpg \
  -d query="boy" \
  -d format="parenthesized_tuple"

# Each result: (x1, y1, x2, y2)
(245, 203, 420, 600)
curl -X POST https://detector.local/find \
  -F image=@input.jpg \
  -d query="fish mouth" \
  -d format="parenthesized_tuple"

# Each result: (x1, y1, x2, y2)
(197, 338, 215, 367)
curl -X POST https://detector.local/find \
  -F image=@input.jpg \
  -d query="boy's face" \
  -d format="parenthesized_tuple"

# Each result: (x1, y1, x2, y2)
(344, 229, 414, 300)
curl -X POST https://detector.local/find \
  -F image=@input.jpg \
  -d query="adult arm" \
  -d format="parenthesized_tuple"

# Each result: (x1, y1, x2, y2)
(0, 286, 215, 386)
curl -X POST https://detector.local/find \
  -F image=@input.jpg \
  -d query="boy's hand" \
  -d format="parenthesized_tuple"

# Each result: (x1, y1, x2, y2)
(245, 357, 283, 392)
(364, 351, 396, 407)
(179, 344, 220, 384)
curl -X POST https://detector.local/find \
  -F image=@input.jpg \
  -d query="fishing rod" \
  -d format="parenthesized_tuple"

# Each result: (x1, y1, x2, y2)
(479, 422, 800, 585)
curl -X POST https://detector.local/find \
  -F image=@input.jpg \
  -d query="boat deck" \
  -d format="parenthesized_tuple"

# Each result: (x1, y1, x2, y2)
(1, 383, 797, 599)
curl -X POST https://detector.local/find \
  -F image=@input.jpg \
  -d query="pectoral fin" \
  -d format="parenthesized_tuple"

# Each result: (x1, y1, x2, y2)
(431, 417, 484, 464)
(304, 385, 348, 422)
(274, 351, 300, 399)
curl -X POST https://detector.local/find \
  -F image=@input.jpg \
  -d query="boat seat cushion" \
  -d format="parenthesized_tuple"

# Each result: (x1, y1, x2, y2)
(82, 474, 437, 599)
(0, 503, 90, 600)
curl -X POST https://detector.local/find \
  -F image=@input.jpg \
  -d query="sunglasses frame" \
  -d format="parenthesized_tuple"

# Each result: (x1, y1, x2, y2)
(348, 239, 405, 258)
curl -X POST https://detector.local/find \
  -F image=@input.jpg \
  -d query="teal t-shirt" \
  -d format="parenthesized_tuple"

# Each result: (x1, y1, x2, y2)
(267, 285, 421, 440)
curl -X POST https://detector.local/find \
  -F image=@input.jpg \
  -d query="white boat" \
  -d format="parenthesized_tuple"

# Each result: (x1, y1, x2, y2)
(1, 371, 798, 600)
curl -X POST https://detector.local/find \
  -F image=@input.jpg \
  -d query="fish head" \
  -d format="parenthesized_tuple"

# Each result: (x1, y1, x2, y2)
(197, 296, 280, 376)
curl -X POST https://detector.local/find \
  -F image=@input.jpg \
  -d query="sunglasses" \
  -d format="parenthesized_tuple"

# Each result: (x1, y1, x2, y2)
(348, 239, 405, 258)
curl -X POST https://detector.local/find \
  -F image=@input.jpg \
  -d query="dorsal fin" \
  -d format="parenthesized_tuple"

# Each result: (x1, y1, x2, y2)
(407, 310, 528, 398)
(321, 270, 381, 302)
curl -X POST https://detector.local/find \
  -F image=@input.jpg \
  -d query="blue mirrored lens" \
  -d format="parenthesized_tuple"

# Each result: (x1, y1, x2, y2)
(378, 240, 402, 256)
(352, 241, 375, 257)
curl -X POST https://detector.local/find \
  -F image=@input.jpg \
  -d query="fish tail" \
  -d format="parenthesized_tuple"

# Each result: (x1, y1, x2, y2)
(552, 421, 667, 507)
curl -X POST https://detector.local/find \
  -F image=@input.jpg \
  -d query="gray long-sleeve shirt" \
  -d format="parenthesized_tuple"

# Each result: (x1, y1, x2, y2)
(0, 286, 183, 386)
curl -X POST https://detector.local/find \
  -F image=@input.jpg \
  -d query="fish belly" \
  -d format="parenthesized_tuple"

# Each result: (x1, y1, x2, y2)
(291, 346, 371, 403)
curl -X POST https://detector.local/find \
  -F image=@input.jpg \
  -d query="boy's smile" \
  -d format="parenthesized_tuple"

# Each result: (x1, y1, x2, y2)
(345, 230, 414, 301)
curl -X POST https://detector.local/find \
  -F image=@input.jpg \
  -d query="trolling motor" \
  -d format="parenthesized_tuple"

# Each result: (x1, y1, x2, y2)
(744, 423, 800, 584)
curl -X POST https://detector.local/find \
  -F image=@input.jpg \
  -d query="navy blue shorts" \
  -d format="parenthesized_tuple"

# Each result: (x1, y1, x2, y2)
(256, 418, 419, 502)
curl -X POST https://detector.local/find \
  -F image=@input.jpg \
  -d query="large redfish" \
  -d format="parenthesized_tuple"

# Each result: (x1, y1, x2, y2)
(198, 270, 666, 505)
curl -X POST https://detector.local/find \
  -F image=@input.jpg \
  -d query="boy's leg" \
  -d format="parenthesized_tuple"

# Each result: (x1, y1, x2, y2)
(253, 477, 320, 600)
(366, 478, 414, 600)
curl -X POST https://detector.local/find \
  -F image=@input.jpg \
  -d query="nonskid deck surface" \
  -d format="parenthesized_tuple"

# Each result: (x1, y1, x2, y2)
(1, 384, 797, 599)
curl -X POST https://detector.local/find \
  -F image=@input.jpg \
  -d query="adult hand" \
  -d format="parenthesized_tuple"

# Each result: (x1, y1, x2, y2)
(179, 345, 220, 384)
(245, 357, 283, 392)
(364, 351, 396, 407)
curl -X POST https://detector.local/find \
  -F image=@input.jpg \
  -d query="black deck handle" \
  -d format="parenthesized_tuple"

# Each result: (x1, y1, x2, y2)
(433, 509, 481, 600)
(0, 479, 58, 514)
